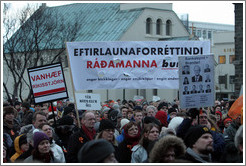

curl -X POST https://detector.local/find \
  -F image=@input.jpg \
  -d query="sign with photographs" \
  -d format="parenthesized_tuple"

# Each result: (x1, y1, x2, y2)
(178, 55, 215, 109)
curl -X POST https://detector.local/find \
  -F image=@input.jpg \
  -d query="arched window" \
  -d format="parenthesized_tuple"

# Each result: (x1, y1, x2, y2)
(156, 19, 162, 35)
(146, 18, 152, 34)
(166, 20, 172, 36)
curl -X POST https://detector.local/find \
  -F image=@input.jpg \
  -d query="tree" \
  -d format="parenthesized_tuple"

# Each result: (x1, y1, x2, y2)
(3, 3, 81, 105)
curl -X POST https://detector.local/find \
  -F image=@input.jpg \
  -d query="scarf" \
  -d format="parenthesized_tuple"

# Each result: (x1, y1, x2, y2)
(124, 129, 141, 149)
(32, 150, 54, 163)
(82, 125, 96, 140)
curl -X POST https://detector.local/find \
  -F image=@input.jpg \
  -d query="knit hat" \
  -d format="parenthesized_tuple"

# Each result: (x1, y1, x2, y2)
(18, 134, 27, 147)
(155, 111, 168, 127)
(168, 117, 184, 132)
(184, 125, 212, 148)
(99, 119, 115, 132)
(108, 110, 119, 126)
(63, 106, 75, 116)
(144, 116, 161, 127)
(3, 106, 17, 118)
(157, 102, 168, 111)
(112, 104, 120, 111)
(78, 139, 115, 163)
(102, 106, 110, 114)
(223, 118, 232, 125)
(57, 115, 74, 125)
(120, 118, 130, 131)
(33, 132, 49, 149)
(215, 111, 222, 119)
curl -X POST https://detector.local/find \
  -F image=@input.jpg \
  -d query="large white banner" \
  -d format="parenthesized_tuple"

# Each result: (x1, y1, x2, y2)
(178, 55, 215, 109)
(66, 41, 210, 90)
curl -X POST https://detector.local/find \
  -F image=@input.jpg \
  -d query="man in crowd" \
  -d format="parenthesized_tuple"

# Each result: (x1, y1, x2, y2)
(66, 111, 96, 163)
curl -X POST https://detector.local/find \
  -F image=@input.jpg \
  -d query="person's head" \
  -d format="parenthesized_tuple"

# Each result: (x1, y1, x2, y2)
(215, 111, 222, 122)
(184, 86, 188, 91)
(223, 118, 232, 128)
(184, 125, 213, 155)
(120, 118, 130, 131)
(98, 119, 115, 142)
(81, 111, 96, 130)
(78, 139, 118, 163)
(101, 107, 110, 119)
(120, 106, 128, 118)
(214, 105, 221, 112)
(63, 106, 76, 122)
(14, 101, 21, 110)
(14, 134, 29, 152)
(149, 135, 186, 163)
(183, 77, 189, 83)
(234, 125, 243, 154)
(124, 121, 139, 137)
(33, 111, 47, 128)
(199, 84, 203, 90)
(192, 85, 196, 90)
(133, 110, 143, 123)
(126, 110, 133, 120)
(157, 102, 168, 112)
(194, 65, 201, 76)
(142, 123, 160, 141)
(207, 84, 210, 89)
(146, 105, 157, 117)
(33, 131, 50, 153)
(3, 106, 17, 121)
(94, 110, 101, 122)
(199, 110, 208, 125)
(21, 102, 30, 112)
(39, 123, 53, 139)
(56, 115, 74, 135)
(168, 108, 177, 120)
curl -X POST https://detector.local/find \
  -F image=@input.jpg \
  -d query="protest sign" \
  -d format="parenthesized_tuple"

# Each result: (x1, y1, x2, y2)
(27, 63, 68, 103)
(66, 41, 210, 90)
(75, 93, 101, 110)
(178, 55, 215, 109)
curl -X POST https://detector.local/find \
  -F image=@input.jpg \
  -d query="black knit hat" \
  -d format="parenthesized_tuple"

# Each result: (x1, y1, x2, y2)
(99, 119, 115, 132)
(143, 116, 161, 126)
(63, 106, 75, 116)
(157, 102, 168, 111)
(168, 107, 177, 115)
(77, 139, 115, 163)
(108, 110, 119, 126)
(19, 134, 27, 147)
(184, 125, 212, 148)
(57, 115, 74, 125)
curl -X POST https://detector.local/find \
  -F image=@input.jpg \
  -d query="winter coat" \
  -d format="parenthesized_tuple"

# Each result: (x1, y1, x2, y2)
(184, 147, 212, 163)
(116, 129, 125, 143)
(223, 121, 240, 145)
(24, 153, 60, 163)
(66, 128, 94, 163)
(3, 119, 21, 142)
(10, 135, 25, 162)
(131, 144, 148, 163)
(50, 140, 66, 163)
(210, 130, 225, 162)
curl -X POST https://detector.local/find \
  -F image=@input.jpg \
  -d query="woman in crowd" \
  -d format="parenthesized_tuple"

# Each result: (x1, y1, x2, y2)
(10, 134, 29, 162)
(115, 121, 141, 163)
(131, 123, 160, 163)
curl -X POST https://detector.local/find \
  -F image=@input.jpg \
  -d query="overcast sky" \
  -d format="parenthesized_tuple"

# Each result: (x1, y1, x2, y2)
(3, 1, 238, 25)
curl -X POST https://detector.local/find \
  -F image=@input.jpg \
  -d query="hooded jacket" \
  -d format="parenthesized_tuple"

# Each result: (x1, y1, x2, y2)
(184, 147, 212, 163)
(10, 135, 25, 162)
(149, 135, 186, 162)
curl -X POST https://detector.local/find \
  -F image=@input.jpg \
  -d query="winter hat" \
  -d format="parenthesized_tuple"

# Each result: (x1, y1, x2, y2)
(99, 119, 115, 132)
(155, 111, 168, 127)
(159, 127, 176, 138)
(120, 118, 130, 131)
(63, 106, 75, 116)
(78, 139, 115, 163)
(112, 104, 120, 111)
(168, 107, 177, 115)
(143, 116, 161, 127)
(33, 132, 49, 149)
(224, 118, 232, 125)
(133, 106, 142, 111)
(215, 111, 222, 119)
(3, 106, 17, 118)
(184, 125, 211, 148)
(108, 110, 119, 126)
(102, 107, 110, 114)
(57, 115, 74, 125)
(18, 134, 27, 147)
(168, 117, 184, 132)
(157, 102, 168, 111)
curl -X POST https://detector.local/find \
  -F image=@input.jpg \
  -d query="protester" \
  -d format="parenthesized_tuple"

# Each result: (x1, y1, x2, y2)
(77, 139, 118, 163)
(66, 111, 96, 163)
(131, 123, 160, 163)
(116, 118, 130, 144)
(149, 135, 186, 163)
(10, 134, 29, 162)
(116, 121, 141, 163)
(20, 102, 34, 126)
(146, 105, 157, 117)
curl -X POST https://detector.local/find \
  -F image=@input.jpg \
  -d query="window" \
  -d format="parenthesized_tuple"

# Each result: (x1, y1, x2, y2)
(229, 55, 235, 64)
(219, 75, 227, 84)
(156, 19, 162, 35)
(218, 55, 226, 64)
(202, 30, 207, 39)
(196, 30, 201, 37)
(146, 18, 152, 34)
(208, 31, 212, 39)
(166, 20, 172, 36)
(229, 75, 235, 84)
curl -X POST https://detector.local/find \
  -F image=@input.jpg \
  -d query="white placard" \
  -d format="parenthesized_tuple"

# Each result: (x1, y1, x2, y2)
(178, 55, 215, 109)
(27, 63, 68, 103)
(66, 41, 210, 90)
(75, 93, 101, 110)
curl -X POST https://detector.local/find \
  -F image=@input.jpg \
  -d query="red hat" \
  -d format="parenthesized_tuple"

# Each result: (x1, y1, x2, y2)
(155, 111, 168, 127)
(48, 105, 57, 112)
(223, 118, 232, 125)
(215, 111, 222, 119)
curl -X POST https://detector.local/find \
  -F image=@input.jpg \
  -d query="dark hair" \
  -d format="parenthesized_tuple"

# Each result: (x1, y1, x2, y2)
(38, 123, 50, 130)
(124, 121, 138, 134)
(32, 111, 47, 122)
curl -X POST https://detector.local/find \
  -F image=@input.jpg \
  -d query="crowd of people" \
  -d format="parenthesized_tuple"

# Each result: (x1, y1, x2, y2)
(2, 97, 243, 163)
